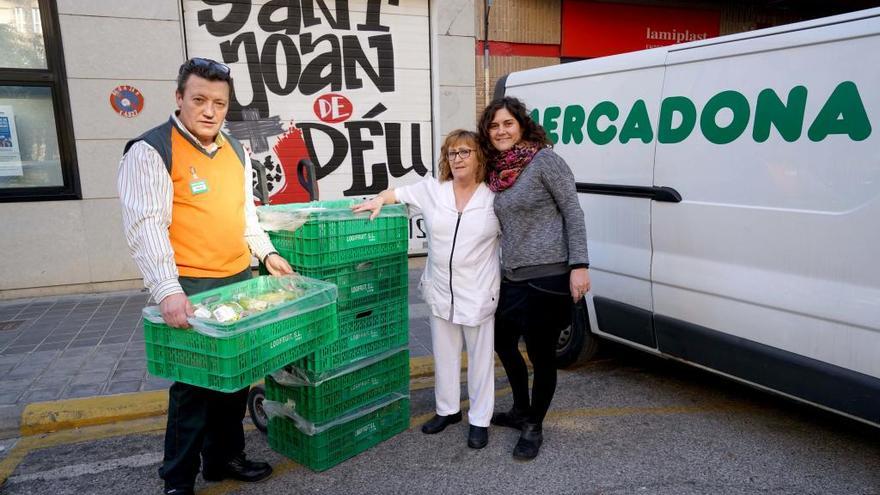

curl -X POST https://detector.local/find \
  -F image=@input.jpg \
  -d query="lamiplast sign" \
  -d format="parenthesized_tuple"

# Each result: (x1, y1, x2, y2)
(530, 81, 872, 146)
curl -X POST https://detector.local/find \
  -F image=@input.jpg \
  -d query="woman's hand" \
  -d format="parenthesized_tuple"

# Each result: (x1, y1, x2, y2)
(351, 195, 386, 220)
(569, 267, 591, 303)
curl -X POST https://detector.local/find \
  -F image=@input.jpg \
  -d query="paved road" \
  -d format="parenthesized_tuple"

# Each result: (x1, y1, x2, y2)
(3, 344, 879, 495)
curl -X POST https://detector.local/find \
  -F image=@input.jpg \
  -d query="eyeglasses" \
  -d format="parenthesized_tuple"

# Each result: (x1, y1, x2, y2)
(446, 149, 473, 161)
(185, 57, 231, 78)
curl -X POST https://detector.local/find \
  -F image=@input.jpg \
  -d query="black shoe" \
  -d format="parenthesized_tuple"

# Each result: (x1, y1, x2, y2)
(202, 452, 272, 483)
(421, 412, 462, 434)
(467, 425, 488, 449)
(512, 422, 543, 461)
(490, 408, 528, 431)
(164, 488, 194, 495)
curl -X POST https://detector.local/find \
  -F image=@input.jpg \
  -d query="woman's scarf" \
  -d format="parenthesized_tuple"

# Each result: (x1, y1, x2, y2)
(487, 141, 543, 192)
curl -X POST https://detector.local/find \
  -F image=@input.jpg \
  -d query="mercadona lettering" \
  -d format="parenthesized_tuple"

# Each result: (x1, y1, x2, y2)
(531, 81, 872, 146)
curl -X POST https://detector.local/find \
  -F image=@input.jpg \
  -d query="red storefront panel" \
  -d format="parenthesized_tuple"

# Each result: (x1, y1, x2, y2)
(562, 1, 721, 58)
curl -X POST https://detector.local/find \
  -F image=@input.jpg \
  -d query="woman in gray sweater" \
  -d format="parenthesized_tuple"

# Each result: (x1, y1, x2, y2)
(478, 96, 591, 460)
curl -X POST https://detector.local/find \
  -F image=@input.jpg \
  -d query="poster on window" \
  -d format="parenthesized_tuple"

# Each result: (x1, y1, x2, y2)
(183, 1, 432, 253)
(0, 106, 23, 177)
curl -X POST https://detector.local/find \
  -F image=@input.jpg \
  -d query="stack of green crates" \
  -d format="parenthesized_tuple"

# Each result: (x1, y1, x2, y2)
(142, 276, 338, 393)
(266, 349, 410, 424)
(267, 395, 410, 472)
(258, 199, 411, 471)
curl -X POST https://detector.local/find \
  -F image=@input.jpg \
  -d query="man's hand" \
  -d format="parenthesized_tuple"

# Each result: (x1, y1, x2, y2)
(160, 293, 194, 329)
(569, 268, 591, 303)
(264, 253, 294, 276)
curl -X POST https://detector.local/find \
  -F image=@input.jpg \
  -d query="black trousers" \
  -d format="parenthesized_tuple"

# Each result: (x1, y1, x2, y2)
(160, 268, 252, 489)
(494, 272, 572, 425)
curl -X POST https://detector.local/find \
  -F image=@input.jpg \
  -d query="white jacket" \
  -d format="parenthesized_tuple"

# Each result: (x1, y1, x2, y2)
(396, 179, 501, 326)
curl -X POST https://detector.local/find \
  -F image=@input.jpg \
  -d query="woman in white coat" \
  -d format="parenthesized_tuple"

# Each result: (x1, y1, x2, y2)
(353, 129, 500, 449)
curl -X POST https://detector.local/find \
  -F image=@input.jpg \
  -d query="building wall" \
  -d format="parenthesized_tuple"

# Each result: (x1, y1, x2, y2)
(473, 0, 877, 115)
(719, 2, 809, 35)
(477, 0, 561, 44)
(0, 0, 184, 299)
(434, 0, 477, 138)
(0, 0, 476, 298)
(474, 0, 561, 112)
(8, 0, 855, 298)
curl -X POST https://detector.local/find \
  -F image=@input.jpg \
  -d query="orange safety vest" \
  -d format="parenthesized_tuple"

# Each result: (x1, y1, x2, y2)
(124, 118, 253, 278)
(166, 126, 251, 278)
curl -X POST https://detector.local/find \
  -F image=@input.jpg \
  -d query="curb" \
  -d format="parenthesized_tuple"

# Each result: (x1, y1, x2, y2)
(19, 390, 168, 437)
(11, 354, 439, 438)
(10, 351, 527, 439)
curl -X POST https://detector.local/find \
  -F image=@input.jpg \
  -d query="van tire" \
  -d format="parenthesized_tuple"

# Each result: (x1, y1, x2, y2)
(556, 298, 599, 368)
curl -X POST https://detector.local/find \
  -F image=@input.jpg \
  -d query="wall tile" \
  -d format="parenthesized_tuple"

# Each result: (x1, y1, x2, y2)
(438, 86, 477, 135)
(77, 139, 128, 200)
(438, 35, 476, 87)
(60, 15, 183, 80)
(81, 199, 141, 283)
(57, 0, 179, 20)
(67, 79, 177, 141)
(0, 202, 89, 290)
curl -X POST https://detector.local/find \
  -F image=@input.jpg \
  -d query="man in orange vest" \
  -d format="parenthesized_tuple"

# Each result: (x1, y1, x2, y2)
(118, 58, 293, 495)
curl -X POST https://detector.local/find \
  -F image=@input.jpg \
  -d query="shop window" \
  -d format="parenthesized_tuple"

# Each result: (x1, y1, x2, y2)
(0, 0, 79, 202)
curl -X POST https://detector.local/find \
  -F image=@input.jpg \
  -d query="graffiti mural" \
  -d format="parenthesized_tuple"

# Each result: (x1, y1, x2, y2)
(183, 0, 431, 251)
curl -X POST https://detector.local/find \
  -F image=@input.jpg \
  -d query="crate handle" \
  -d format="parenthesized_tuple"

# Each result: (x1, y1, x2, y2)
(355, 309, 374, 319)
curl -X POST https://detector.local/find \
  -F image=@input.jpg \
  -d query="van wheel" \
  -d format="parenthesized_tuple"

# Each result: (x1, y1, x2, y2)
(556, 298, 599, 369)
(247, 385, 268, 434)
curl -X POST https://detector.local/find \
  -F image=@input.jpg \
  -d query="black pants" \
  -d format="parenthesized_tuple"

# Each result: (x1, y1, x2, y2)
(494, 273, 572, 425)
(160, 268, 252, 490)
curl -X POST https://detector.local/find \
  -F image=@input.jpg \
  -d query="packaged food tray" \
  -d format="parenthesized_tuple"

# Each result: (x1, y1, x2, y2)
(142, 276, 338, 392)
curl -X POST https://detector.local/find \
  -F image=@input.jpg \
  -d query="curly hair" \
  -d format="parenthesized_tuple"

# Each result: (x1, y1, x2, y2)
(437, 129, 488, 183)
(478, 96, 551, 155)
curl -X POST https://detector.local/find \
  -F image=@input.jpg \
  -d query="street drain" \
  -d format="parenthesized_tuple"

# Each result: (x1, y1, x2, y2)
(0, 320, 25, 331)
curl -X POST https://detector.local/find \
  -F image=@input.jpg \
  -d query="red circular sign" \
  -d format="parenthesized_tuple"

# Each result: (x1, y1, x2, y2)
(110, 85, 144, 118)
(313, 93, 353, 123)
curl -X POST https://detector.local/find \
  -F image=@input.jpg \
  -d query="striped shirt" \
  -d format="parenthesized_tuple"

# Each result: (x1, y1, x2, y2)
(118, 114, 275, 303)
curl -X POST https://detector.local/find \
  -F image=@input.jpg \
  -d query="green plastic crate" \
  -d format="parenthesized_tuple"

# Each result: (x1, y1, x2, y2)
(266, 349, 409, 424)
(260, 263, 408, 312)
(142, 276, 338, 392)
(293, 253, 408, 310)
(147, 323, 335, 392)
(336, 297, 408, 342)
(268, 397, 409, 472)
(292, 301, 409, 380)
(260, 199, 408, 268)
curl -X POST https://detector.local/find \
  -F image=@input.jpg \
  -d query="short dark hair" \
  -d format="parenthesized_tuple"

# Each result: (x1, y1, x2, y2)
(478, 96, 551, 155)
(176, 57, 233, 95)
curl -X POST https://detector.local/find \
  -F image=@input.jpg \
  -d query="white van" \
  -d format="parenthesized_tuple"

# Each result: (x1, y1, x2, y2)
(498, 8, 880, 427)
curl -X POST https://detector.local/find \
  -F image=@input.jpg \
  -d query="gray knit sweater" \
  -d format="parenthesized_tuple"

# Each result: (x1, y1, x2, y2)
(493, 148, 589, 278)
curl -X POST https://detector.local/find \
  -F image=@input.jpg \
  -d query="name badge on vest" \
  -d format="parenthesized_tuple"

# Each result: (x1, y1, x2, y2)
(189, 166, 209, 195)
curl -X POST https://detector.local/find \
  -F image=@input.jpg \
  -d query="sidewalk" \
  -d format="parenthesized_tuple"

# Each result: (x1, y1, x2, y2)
(0, 257, 432, 439)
